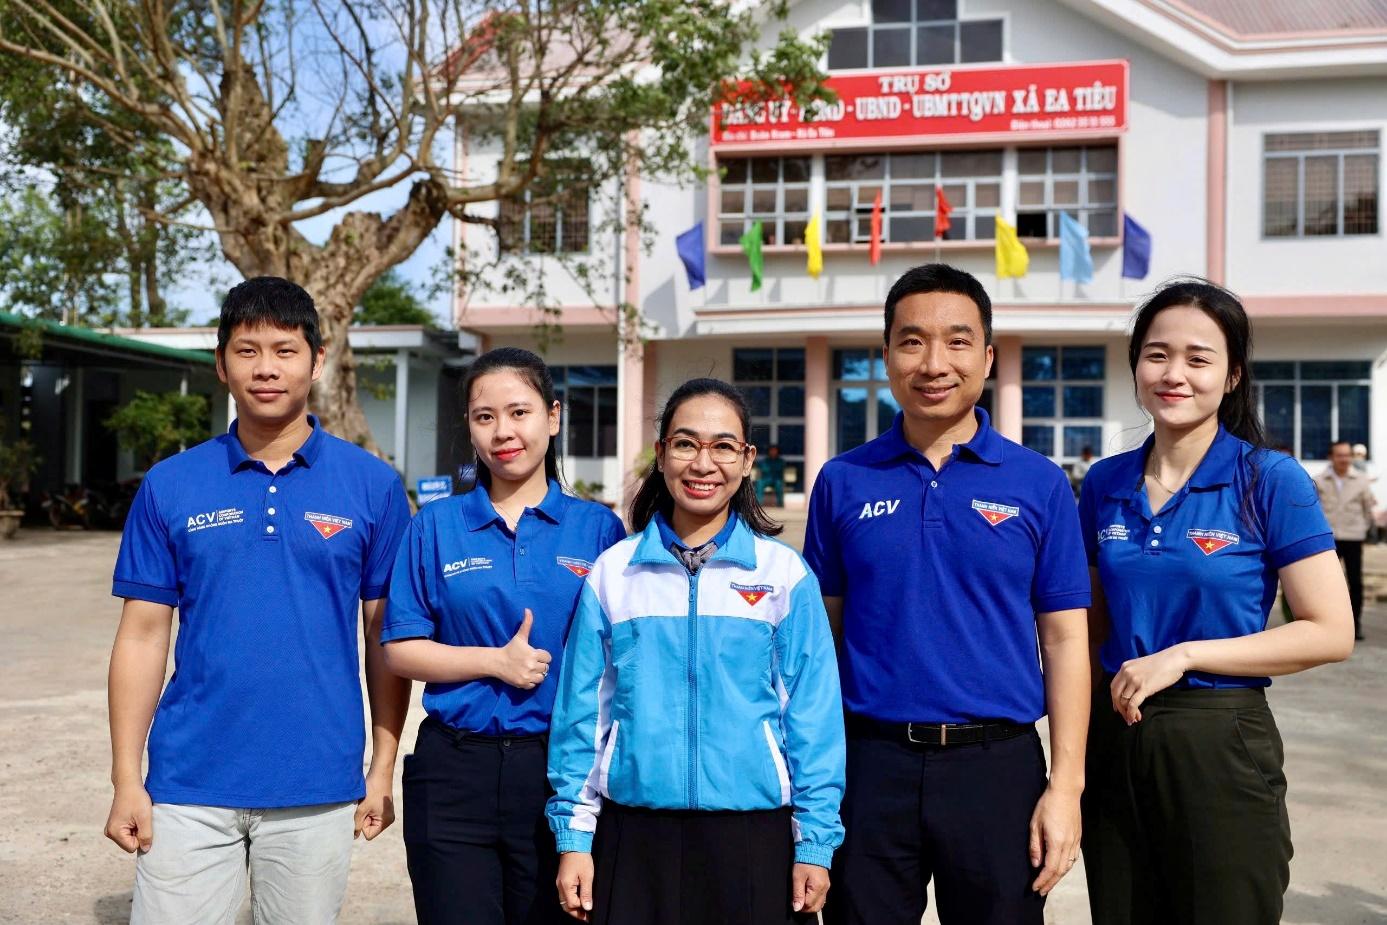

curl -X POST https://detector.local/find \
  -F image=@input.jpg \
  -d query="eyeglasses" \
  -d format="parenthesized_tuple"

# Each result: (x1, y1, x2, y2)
(661, 436, 750, 465)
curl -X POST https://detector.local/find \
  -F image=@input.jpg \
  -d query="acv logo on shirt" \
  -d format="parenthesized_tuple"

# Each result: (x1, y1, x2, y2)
(972, 499, 1020, 526)
(556, 556, 594, 577)
(1097, 524, 1130, 544)
(730, 582, 774, 606)
(858, 499, 901, 519)
(443, 556, 493, 577)
(304, 512, 353, 539)
(1187, 528, 1239, 555)
(186, 507, 245, 533)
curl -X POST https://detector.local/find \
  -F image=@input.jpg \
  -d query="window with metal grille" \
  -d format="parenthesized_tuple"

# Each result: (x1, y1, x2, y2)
(718, 157, 812, 247)
(497, 171, 590, 255)
(824, 150, 1002, 243)
(1262, 131, 1379, 237)
(1016, 146, 1118, 239)
(1254, 360, 1371, 460)
(1021, 345, 1105, 460)
(828, 0, 1003, 70)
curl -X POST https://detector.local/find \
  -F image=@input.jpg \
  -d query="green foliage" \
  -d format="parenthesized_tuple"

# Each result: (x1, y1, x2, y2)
(570, 480, 605, 502)
(0, 415, 40, 510)
(104, 391, 210, 471)
(354, 271, 436, 327)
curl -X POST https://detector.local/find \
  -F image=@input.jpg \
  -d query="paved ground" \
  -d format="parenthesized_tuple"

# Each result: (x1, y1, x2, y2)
(2, 526, 1385, 924)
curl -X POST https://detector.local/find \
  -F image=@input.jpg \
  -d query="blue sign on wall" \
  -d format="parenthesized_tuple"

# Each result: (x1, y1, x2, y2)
(417, 476, 453, 505)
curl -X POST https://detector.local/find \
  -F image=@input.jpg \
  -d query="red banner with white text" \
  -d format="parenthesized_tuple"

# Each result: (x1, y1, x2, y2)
(711, 60, 1128, 148)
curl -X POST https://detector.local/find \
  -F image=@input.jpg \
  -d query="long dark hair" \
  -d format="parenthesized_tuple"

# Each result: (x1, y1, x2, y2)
(1128, 278, 1266, 448)
(459, 347, 561, 494)
(628, 378, 782, 537)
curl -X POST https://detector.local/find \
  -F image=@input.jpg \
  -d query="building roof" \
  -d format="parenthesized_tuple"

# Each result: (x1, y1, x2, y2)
(0, 312, 216, 368)
(1172, 0, 1387, 39)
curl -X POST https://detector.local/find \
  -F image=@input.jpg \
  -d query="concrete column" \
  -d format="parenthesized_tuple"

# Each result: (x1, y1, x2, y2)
(994, 335, 1023, 442)
(1206, 80, 1228, 284)
(804, 336, 830, 500)
(617, 144, 644, 513)
(394, 348, 410, 480)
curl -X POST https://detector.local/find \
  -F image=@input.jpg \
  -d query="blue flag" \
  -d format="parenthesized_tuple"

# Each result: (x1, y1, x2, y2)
(1058, 212, 1093, 283)
(1122, 214, 1152, 280)
(676, 223, 706, 291)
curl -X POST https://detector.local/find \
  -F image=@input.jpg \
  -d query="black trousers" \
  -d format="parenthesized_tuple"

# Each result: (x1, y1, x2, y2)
(1336, 539, 1364, 636)
(589, 801, 814, 925)
(402, 717, 567, 925)
(1082, 686, 1293, 925)
(823, 725, 1048, 925)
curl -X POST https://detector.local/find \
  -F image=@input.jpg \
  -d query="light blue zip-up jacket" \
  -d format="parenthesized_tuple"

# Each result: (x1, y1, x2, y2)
(546, 514, 846, 867)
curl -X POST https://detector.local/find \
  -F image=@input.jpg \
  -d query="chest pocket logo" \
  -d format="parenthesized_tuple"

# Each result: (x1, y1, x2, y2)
(557, 556, 594, 577)
(1187, 529, 1239, 555)
(1097, 524, 1129, 544)
(972, 499, 1020, 526)
(305, 512, 353, 539)
(731, 582, 774, 606)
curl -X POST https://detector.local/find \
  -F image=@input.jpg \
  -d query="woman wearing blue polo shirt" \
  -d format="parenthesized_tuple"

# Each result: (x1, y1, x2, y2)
(1078, 280, 1355, 925)
(547, 378, 845, 925)
(382, 348, 626, 925)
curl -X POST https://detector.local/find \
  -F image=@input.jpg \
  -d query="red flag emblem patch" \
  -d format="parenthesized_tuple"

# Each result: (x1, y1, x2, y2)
(304, 511, 353, 539)
(1187, 529, 1239, 556)
(731, 582, 774, 606)
(556, 556, 593, 577)
(972, 499, 1020, 526)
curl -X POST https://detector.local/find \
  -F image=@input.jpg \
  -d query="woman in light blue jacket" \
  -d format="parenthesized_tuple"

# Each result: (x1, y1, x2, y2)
(547, 378, 846, 925)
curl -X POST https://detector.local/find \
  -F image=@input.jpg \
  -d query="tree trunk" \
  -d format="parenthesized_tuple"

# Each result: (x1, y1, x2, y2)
(308, 280, 380, 455)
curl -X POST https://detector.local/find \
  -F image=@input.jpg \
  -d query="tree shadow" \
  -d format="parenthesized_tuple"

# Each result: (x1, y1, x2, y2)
(93, 892, 132, 924)
(1283, 881, 1387, 924)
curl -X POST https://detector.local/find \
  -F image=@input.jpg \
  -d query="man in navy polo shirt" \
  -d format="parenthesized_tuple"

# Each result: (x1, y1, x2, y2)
(104, 277, 412, 923)
(806, 264, 1092, 925)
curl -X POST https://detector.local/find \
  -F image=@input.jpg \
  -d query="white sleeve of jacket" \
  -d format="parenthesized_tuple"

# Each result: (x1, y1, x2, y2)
(546, 580, 616, 854)
(774, 565, 847, 867)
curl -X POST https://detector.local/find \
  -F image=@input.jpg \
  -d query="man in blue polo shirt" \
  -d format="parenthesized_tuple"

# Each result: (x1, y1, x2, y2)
(104, 277, 412, 923)
(806, 264, 1092, 925)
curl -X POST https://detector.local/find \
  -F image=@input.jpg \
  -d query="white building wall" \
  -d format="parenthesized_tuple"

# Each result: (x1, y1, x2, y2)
(1226, 78, 1387, 295)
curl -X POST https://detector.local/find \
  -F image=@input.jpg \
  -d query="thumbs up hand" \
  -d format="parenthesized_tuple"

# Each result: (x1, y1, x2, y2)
(494, 609, 553, 690)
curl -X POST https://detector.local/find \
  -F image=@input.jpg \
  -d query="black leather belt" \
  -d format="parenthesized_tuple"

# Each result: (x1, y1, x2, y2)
(846, 713, 1034, 747)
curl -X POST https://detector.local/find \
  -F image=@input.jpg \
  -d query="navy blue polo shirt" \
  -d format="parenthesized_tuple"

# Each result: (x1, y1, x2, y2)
(1078, 427, 1334, 688)
(112, 415, 411, 808)
(804, 408, 1090, 724)
(382, 480, 626, 735)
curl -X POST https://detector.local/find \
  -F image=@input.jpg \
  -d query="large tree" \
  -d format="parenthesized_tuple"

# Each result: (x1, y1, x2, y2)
(0, 1, 829, 448)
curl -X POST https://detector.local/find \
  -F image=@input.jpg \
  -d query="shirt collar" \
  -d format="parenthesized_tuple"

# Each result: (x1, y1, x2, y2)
(224, 414, 324, 472)
(632, 511, 757, 569)
(1105, 425, 1242, 500)
(858, 407, 1004, 466)
(459, 478, 566, 531)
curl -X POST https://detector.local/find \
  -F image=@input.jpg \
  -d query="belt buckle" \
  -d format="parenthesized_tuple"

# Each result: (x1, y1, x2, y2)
(906, 723, 947, 745)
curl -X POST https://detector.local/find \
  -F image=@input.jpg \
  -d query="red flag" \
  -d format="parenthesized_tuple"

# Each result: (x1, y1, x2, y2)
(869, 192, 883, 265)
(935, 185, 953, 239)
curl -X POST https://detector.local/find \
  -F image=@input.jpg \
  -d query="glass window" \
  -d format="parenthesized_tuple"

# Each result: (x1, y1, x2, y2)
(1254, 361, 1373, 458)
(716, 156, 812, 247)
(829, 2, 1000, 68)
(1023, 346, 1105, 461)
(1062, 346, 1106, 380)
(1015, 146, 1119, 238)
(1063, 385, 1103, 418)
(1022, 347, 1058, 381)
(959, 20, 1002, 62)
(1063, 426, 1103, 458)
(1263, 131, 1379, 237)
(733, 348, 806, 465)
(827, 149, 1003, 243)
(552, 365, 619, 458)
(828, 28, 869, 69)
(1023, 386, 1055, 417)
(1022, 425, 1055, 456)
(837, 388, 869, 452)
(497, 165, 590, 255)
(873, 27, 912, 66)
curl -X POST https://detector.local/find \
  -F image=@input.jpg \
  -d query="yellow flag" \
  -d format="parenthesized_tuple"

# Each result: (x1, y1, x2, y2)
(806, 212, 823, 280)
(995, 217, 1029, 279)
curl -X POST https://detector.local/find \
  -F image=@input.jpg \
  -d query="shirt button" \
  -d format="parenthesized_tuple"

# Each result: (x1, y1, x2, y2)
(266, 525, 276, 534)
(267, 507, 276, 516)
(1150, 539, 1159, 547)
(1153, 525, 1162, 534)
(930, 481, 939, 488)
(269, 486, 278, 494)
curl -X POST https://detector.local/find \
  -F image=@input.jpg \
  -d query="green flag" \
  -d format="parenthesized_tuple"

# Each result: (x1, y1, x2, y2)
(739, 221, 764, 292)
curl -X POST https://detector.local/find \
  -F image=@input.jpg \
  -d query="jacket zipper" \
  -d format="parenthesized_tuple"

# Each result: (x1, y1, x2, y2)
(686, 566, 700, 809)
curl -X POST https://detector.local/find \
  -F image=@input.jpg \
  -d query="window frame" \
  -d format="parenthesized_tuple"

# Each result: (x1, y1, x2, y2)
(824, 150, 1002, 244)
(1261, 130, 1380, 239)
(827, 2, 1005, 70)
(732, 347, 808, 465)
(1253, 360, 1372, 460)
(1020, 345, 1106, 463)
(496, 168, 592, 256)
(1015, 145, 1119, 239)
(717, 156, 813, 247)
(551, 365, 618, 459)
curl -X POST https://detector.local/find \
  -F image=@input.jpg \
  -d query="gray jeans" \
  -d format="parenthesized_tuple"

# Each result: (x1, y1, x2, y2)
(131, 802, 355, 924)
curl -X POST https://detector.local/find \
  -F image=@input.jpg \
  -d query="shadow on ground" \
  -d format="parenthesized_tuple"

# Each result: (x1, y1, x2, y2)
(1284, 881, 1387, 925)
(93, 892, 132, 925)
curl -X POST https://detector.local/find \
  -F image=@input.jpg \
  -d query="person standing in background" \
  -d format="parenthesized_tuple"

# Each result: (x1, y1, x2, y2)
(1316, 441, 1375, 640)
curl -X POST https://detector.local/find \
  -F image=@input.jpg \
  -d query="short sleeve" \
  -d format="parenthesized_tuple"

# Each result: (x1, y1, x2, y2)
(1077, 475, 1099, 567)
(1031, 474, 1092, 613)
(361, 476, 412, 601)
(803, 469, 845, 596)
(380, 517, 439, 643)
(1255, 456, 1335, 569)
(599, 507, 627, 553)
(112, 477, 179, 606)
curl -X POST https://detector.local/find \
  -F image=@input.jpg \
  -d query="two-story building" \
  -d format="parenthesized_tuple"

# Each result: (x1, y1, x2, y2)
(455, 0, 1387, 508)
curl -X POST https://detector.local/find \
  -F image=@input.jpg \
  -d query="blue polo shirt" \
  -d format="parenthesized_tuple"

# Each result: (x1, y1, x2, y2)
(804, 408, 1090, 724)
(1078, 427, 1335, 689)
(382, 480, 626, 735)
(112, 416, 411, 808)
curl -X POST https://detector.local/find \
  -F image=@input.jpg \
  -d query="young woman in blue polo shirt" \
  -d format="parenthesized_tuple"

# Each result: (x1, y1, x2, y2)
(547, 378, 846, 925)
(382, 348, 626, 925)
(1078, 280, 1355, 925)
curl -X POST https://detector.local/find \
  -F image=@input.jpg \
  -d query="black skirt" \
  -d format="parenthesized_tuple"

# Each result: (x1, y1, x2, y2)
(589, 801, 817, 925)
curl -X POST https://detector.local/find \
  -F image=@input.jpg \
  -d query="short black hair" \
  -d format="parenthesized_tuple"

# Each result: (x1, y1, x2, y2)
(1330, 440, 1353, 453)
(217, 277, 322, 355)
(883, 264, 992, 346)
